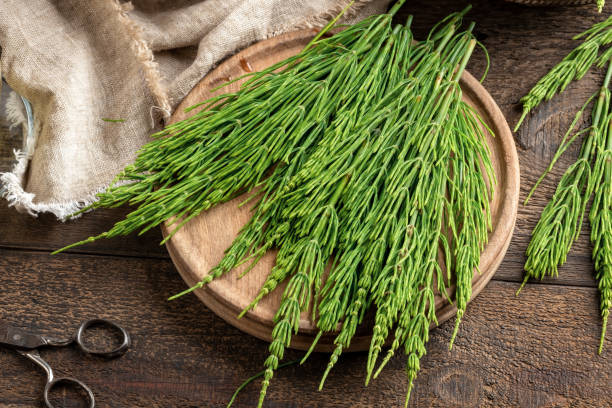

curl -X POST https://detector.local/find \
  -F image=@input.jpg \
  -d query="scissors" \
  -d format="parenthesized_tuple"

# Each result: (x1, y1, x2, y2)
(0, 318, 131, 408)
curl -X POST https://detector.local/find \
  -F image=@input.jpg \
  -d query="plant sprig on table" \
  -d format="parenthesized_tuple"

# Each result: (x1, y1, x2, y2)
(517, 15, 612, 352)
(515, 14, 612, 131)
(55, 3, 496, 406)
(520, 65, 611, 289)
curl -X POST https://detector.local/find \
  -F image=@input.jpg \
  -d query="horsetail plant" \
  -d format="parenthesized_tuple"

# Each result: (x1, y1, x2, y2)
(55, 3, 496, 406)
(519, 55, 612, 352)
(521, 63, 611, 288)
(515, 14, 612, 131)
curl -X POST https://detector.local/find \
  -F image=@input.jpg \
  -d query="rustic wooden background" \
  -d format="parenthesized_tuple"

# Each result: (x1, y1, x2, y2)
(0, 0, 611, 407)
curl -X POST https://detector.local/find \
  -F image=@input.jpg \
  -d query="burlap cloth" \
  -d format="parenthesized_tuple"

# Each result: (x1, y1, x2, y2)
(0, 0, 388, 219)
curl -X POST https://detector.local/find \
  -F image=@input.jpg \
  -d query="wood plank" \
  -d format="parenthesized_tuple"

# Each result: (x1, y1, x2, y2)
(0, 249, 609, 407)
(0, 202, 167, 258)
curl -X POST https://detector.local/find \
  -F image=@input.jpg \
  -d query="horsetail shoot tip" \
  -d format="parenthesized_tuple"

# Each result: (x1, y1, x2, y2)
(54, 3, 495, 407)
(515, 13, 612, 132)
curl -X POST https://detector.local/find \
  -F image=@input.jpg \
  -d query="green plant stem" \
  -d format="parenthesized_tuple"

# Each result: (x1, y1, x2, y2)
(520, 60, 612, 295)
(515, 14, 612, 131)
(590, 113, 612, 354)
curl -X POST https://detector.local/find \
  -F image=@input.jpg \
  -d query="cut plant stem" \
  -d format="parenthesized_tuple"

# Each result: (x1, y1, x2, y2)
(515, 14, 612, 131)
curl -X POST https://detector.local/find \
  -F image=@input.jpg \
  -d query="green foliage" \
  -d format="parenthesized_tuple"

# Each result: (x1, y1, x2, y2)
(515, 14, 612, 131)
(56, 3, 495, 406)
(520, 56, 612, 353)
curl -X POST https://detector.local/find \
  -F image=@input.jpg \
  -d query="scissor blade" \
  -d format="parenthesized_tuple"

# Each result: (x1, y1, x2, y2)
(0, 320, 47, 349)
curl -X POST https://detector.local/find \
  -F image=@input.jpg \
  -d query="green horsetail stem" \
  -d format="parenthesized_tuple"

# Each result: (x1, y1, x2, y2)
(517, 13, 612, 352)
(521, 60, 612, 294)
(590, 109, 612, 354)
(515, 14, 612, 131)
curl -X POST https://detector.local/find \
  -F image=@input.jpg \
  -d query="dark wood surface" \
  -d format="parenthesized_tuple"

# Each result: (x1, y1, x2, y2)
(0, 1, 610, 407)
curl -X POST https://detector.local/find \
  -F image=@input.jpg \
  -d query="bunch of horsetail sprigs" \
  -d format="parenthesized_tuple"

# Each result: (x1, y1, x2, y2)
(54, 3, 496, 406)
(516, 14, 612, 354)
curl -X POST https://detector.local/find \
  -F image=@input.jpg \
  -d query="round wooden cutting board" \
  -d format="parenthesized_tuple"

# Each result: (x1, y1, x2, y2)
(162, 30, 520, 352)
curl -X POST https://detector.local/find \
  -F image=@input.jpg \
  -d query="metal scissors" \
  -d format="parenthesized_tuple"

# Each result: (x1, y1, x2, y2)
(0, 318, 131, 408)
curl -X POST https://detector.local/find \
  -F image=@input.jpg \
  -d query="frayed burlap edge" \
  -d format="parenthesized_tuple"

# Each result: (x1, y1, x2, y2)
(0, 90, 104, 219)
(1, 0, 380, 220)
(0, 1, 172, 220)
(113, 0, 172, 124)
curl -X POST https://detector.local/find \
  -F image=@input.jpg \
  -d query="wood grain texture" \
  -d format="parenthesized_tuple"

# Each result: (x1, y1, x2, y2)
(0, 250, 608, 407)
(505, 0, 592, 6)
(1, 0, 612, 406)
(161, 30, 519, 351)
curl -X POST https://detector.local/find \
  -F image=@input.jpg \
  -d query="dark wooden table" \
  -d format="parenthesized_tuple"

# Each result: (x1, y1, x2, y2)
(1, 1, 611, 407)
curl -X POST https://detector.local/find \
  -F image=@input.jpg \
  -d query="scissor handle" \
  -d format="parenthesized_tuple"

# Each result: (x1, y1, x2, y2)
(75, 319, 131, 358)
(44, 377, 95, 408)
